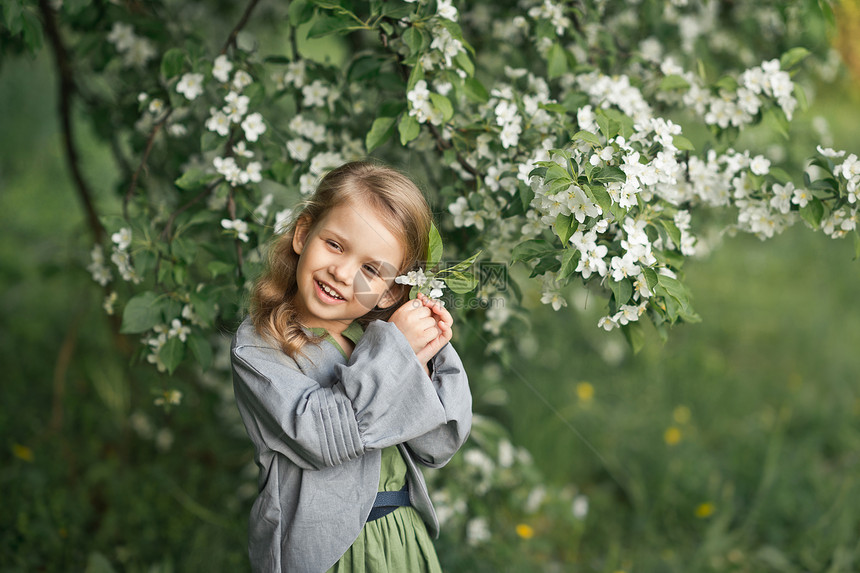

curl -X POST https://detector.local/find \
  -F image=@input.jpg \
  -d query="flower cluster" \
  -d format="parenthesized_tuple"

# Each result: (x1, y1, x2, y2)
(106, 22, 156, 68)
(395, 268, 446, 299)
(660, 57, 798, 128)
(110, 227, 140, 283)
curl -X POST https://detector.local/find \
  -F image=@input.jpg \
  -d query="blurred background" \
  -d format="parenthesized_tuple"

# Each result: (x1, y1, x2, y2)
(3, 11, 860, 573)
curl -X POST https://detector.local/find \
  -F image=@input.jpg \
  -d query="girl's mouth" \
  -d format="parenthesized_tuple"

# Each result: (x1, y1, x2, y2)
(316, 280, 345, 301)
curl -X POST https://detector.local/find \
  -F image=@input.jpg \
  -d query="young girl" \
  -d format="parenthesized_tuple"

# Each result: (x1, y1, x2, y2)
(231, 161, 472, 573)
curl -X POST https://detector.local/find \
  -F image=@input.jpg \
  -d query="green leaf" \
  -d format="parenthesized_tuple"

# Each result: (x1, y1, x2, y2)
(454, 51, 474, 76)
(763, 107, 789, 140)
(174, 169, 212, 190)
(406, 65, 424, 91)
(188, 292, 217, 327)
(622, 321, 646, 354)
(511, 239, 556, 264)
(161, 48, 186, 80)
(529, 254, 561, 277)
(380, 1, 413, 18)
(769, 167, 791, 184)
(854, 230, 860, 260)
(288, 0, 315, 25)
(187, 332, 213, 371)
(445, 271, 479, 294)
(672, 135, 695, 152)
(609, 278, 632, 305)
(3, 1, 23, 34)
(641, 266, 658, 290)
(401, 26, 424, 56)
(366, 115, 397, 152)
(307, 14, 354, 38)
(555, 213, 578, 243)
(120, 292, 162, 334)
(159, 337, 185, 375)
(547, 43, 567, 79)
(655, 275, 698, 323)
(85, 552, 118, 573)
(794, 83, 808, 113)
(208, 261, 235, 278)
(714, 75, 739, 92)
(659, 74, 690, 91)
(587, 184, 613, 216)
(779, 47, 811, 70)
(429, 93, 454, 122)
(659, 219, 682, 247)
(427, 222, 443, 268)
(398, 114, 421, 145)
(594, 166, 627, 184)
(20, 9, 42, 52)
(464, 77, 489, 103)
(799, 198, 824, 229)
(595, 111, 618, 141)
(573, 130, 601, 147)
(519, 183, 535, 212)
(558, 248, 581, 280)
(170, 237, 197, 264)
(447, 250, 482, 273)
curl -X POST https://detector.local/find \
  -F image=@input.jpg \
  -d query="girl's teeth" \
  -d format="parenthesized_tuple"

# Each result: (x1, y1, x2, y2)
(319, 281, 342, 299)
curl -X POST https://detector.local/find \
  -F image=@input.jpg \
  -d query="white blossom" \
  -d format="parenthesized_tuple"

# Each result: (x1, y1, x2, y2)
(221, 218, 250, 242)
(176, 73, 205, 100)
(241, 112, 267, 142)
(212, 55, 233, 83)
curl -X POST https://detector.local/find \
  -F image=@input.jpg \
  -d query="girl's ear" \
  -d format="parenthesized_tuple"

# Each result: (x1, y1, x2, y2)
(292, 215, 312, 255)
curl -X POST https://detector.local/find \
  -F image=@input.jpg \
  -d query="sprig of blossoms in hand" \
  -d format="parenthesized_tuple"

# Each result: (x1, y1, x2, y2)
(395, 223, 481, 301)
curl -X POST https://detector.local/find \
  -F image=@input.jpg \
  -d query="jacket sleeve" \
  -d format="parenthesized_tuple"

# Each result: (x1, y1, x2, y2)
(404, 341, 473, 468)
(231, 320, 450, 471)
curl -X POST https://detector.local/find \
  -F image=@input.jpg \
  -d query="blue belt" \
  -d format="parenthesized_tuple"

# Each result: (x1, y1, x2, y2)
(367, 484, 410, 522)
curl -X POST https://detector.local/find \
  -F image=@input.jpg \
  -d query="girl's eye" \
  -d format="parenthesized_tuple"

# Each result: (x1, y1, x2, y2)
(326, 239, 341, 251)
(363, 264, 379, 277)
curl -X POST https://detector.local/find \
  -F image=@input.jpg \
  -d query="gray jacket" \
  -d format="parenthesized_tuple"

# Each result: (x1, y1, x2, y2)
(231, 317, 472, 573)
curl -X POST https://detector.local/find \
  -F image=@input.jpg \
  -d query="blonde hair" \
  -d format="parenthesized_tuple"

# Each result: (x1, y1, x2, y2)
(251, 161, 432, 358)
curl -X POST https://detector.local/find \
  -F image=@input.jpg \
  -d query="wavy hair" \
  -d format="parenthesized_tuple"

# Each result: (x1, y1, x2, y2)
(250, 160, 432, 359)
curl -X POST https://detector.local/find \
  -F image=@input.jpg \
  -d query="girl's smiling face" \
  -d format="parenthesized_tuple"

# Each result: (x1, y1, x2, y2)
(292, 199, 405, 334)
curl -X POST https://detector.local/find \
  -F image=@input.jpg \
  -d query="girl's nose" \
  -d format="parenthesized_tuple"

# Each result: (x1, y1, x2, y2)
(329, 262, 353, 285)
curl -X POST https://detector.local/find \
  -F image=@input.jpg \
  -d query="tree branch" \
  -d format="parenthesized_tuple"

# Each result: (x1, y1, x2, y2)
(227, 187, 245, 276)
(221, 0, 261, 54)
(160, 179, 223, 241)
(379, 23, 482, 183)
(123, 109, 173, 220)
(39, 0, 106, 244)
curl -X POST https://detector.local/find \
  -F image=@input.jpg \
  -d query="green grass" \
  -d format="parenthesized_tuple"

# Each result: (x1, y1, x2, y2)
(475, 226, 860, 571)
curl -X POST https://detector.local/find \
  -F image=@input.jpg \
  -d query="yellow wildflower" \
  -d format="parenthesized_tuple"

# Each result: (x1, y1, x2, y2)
(515, 523, 534, 539)
(664, 426, 682, 446)
(673, 405, 691, 424)
(695, 502, 715, 518)
(12, 444, 34, 462)
(576, 382, 594, 403)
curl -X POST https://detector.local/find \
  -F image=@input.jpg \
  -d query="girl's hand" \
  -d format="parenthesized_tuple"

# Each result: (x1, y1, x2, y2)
(388, 296, 441, 355)
(414, 293, 454, 367)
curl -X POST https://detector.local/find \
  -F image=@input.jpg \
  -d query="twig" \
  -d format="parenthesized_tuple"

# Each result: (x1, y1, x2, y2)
(123, 109, 173, 220)
(160, 179, 223, 241)
(379, 24, 482, 183)
(38, 0, 105, 244)
(427, 123, 481, 180)
(227, 188, 245, 276)
(50, 307, 84, 432)
(221, 0, 261, 55)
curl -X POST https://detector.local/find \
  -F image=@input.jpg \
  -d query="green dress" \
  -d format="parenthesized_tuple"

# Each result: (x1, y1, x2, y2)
(313, 325, 443, 573)
(327, 446, 443, 573)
